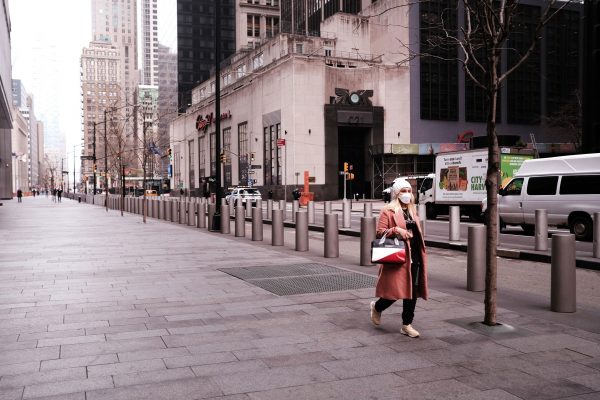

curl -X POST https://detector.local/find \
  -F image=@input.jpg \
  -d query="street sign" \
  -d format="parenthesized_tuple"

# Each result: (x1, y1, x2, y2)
(248, 170, 255, 174)
(80, 155, 95, 160)
(250, 164, 262, 169)
(276, 138, 286, 147)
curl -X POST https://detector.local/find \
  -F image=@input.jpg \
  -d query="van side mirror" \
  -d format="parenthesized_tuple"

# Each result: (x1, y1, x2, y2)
(498, 188, 506, 196)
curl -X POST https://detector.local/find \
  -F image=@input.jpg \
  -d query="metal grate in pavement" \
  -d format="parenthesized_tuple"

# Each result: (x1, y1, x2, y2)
(218, 263, 376, 296)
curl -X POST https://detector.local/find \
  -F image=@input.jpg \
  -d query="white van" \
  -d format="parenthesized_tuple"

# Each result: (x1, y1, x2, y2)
(488, 153, 600, 241)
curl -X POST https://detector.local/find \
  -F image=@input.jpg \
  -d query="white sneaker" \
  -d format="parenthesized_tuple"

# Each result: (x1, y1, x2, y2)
(370, 301, 381, 326)
(401, 324, 420, 338)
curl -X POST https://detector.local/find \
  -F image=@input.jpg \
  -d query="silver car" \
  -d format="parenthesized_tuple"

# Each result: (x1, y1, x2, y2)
(226, 187, 262, 205)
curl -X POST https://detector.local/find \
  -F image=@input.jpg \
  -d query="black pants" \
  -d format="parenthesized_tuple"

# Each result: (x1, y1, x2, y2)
(375, 294, 417, 326)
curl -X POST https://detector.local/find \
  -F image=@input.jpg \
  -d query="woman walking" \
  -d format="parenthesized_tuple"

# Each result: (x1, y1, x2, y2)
(370, 178, 428, 337)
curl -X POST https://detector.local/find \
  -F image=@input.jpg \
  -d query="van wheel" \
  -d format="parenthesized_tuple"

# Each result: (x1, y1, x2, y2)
(569, 214, 593, 241)
(425, 204, 437, 220)
(520, 224, 535, 235)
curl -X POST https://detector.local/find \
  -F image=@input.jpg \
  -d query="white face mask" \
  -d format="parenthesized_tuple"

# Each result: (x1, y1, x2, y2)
(399, 193, 412, 204)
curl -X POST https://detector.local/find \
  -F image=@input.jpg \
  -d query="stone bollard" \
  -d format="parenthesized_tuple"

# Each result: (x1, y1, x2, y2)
(308, 201, 315, 224)
(551, 233, 576, 312)
(272, 209, 284, 246)
(342, 199, 351, 228)
(220, 204, 230, 234)
(252, 206, 263, 241)
(324, 213, 339, 258)
(360, 217, 377, 266)
(279, 200, 286, 220)
(292, 200, 299, 223)
(594, 213, 600, 258)
(197, 202, 206, 229)
(535, 209, 548, 251)
(467, 225, 485, 292)
(207, 203, 216, 230)
(325, 201, 332, 215)
(267, 199, 273, 220)
(449, 206, 460, 241)
(295, 211, 309, 251)
(417, 204, 427, 236)
(364, 203, 372, 218)
(235, 205, 245, 237)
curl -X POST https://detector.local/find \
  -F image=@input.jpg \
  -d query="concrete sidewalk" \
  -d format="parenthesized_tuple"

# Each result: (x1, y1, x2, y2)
(1, 196, 599, 400)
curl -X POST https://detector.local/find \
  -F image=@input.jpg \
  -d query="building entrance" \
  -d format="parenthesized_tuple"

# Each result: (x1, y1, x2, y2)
(338, 126, 370, 199)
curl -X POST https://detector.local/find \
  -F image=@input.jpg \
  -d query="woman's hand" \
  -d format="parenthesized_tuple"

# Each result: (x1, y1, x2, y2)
(393, 226, 413, 240)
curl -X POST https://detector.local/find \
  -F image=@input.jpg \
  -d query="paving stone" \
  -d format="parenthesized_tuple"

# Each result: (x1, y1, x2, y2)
(518, 361, 599, 380)
(0, 362, 40, 377)
(40, 354, 118, 371)
(112, 367, 195, 387)
(85, 376, 222, 400)
(567, 373, 600, 391)
(496, 334, 597, 354)
(212, 364, 337, 395)
(321, 352, 435, 379)
(517, 349, 593, 365)
(117, 346, 191, 362)
(37, 334, 106, 347)
(0, 388, 23, 400)
(22, 376, 114, 399)
(419, 342, 521, 365)
(191, 360, 269, 377)
(261, 351, 336, 367)
(506, 380, 594, 400)
(60, 336, 165, 358)
(163, 352, 238, 368)
(396, 365, 476, 384)
(0, 367, 85, 389)
(87, 358, 166, 377)
(0, 347, 59, 366)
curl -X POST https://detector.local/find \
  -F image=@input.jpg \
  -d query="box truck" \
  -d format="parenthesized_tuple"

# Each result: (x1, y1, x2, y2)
(418, 148, 533, 221)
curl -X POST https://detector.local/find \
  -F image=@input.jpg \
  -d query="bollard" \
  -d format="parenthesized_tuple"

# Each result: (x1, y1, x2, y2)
(467, 225, 486, 291)
(187, 202, 195, 226)
(551, 234, 576, 312)
(198, 202, 206, 228)
(220, 204, 230, 234)
(295, 212, 309, 251)
(207, 203, 216, 230)
(343, 199, 351, 228)
(364, 203, 372, 218)
(172, 200, 178, 223)
(221, 197, 227, 206)
(417, 204, 427, 237)
(324, 213, 339, 258)
(246, 201, 252, 218)
(292, 200, 299, 223)
(279, 200, 286, 220)
(449, 206, 460, 241)
(165, 200, 171, 221)
(235, 205, 245, 237)
(180, 200, 186, 224)
(325, 201, 332, 215)
(229, 198, 235, 217)
(256, 199, 263, 220)
(360, 217, 377, 266)
(252, 206, 263, 241)
(272, 209, 284, 246)
(267, 199, 273, 220)
(594, 213, 600, 258)
(308, 201, 315, 224)
(535, 209, 548, 251)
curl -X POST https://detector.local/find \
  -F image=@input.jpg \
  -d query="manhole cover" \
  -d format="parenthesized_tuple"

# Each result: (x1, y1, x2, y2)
(218, 263, 376, 296)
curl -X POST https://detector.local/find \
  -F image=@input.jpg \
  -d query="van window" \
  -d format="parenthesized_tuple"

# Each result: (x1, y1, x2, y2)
(527, 176, 558, 195)
(504, 178, 523, 195)
(420, 178, 433, 192)
(559, 175, 600, 195)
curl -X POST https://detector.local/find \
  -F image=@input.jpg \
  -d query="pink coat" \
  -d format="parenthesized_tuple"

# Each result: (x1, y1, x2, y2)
(375, 207, 428, 301)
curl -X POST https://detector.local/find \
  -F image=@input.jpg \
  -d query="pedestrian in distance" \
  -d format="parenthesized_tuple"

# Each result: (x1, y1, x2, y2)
(57, 189, 62, 203)
(17, 189, 23, 203)
(370, 178, 428, 338)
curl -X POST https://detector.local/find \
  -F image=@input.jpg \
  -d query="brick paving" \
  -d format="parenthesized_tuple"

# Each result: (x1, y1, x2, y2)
(0, 196, 599, 400)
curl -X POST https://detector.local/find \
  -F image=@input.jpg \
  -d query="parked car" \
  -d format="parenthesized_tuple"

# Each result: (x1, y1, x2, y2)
(226, 187, 262, 205)
(145, 189, 158, 196)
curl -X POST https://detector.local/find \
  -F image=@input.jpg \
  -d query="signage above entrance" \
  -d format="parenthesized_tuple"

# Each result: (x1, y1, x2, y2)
(195, 110, 232, 132)
(333, 88, 374, 106)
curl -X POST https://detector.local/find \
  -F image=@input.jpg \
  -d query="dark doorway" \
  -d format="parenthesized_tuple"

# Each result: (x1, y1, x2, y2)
(338, 126, 370, 199)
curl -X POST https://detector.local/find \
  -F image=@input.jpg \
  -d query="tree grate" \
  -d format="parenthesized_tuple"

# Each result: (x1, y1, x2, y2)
(218, 263, 376, 296)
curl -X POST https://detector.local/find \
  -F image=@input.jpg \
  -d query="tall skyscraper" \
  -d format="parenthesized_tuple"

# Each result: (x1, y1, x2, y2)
(176, 0, 236, 112)
(141, 0, 159, 86)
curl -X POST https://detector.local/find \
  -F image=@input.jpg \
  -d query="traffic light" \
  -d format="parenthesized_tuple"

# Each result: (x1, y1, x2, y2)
(343, 162, 348, 172)
(348, 173, 355, 181)
(250, 152, 255, 162)
(93, 164, 97, 173)
(167, 148, 172, 159)
(220, 152, 226, 162)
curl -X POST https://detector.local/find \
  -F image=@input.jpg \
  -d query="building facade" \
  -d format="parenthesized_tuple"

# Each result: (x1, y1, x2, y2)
(172, 0, 582, 200)
(0, 0, 13, 200)
(141, 0, 159, 86)
(11, 103, 28, 193)
(11, 79, 40, 191)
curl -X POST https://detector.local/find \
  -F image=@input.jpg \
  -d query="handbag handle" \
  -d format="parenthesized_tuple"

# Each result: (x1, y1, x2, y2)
(379, 229, 400, 246)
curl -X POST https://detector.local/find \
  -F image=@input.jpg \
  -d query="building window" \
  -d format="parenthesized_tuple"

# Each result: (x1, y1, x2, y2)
(238, 122, 249, 184)
(253, 53, 264, 70)
(210, 131, 216, 176)
(223, 127, 232, 188)
(236, 63, 247, 78)
(266, 17, 279, 38)
(198, 136, 206, 179)
(188, 140, 195, 190)
(247, 14, 260, 38)
(263, 123, 281, 185)
(419, 0, 458, 121)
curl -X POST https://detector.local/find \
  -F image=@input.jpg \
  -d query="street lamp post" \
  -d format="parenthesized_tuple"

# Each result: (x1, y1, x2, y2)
(211, 0, 223, 231)
(104, 109, 108, 212)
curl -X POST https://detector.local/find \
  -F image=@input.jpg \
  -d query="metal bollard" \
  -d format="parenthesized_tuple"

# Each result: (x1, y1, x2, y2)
(279, 200, 286, 220)
(229, 198, 235, 217)
(343, 199, 351, 228)
(325, 201, 332, 215)
(449, 206, 460, 241)
(594, 213, 600, 258)
(180, 200, 186, 224)
(246, 201, 252, 218)
(207, 203, 215, 230)
(551, 233, 576, 312)
(235, 205, 245, 237)
(535, 209, 548, 251)
(364, 203, 372, 218)
(418, 204, 427, 236)
(295, 211, 309, 251)
(221, 197, 227, 206)
(197, 202, 206, 228)
(187, 202, 195, 226)
(256, 199, 262, 219)
(360, 217, 377, 266)
(252, 206, 263, 241)
(308, 201, 315, 224)
(467, 225, 485, 291)
(172, 201, 178, 223)
(292, 200, 299, 223)
(324, 213, 339, 258)
(267, 199, 273, 220)
(220, 204, 230, 234)
(272, 209, 284, 246)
